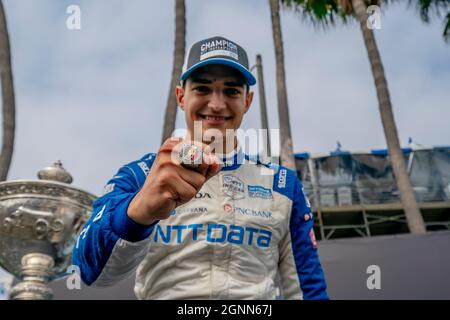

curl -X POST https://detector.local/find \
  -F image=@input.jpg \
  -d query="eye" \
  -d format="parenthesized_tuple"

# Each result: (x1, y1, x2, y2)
(193, 86, 211, 94)
(224, 88, 242, 96)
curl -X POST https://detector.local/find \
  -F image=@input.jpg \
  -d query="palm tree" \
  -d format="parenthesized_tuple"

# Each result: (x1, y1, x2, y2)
(161, 0, 186, 143)
(443, 12, 449, 41)
(411, 0, 450, 42)
(282, 0, 427, 234)
(269, 0, 297, 170)
(255, 54, 271, 157)
(0, 1, 16, 181)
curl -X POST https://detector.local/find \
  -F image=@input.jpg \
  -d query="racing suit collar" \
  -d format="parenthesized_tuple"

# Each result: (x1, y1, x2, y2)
(219, 145, 244, 171)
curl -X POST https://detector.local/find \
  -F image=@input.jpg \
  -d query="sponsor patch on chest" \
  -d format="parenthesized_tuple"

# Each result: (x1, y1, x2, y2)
(221, 174, 245, 200)
(247, 185, 273, 199)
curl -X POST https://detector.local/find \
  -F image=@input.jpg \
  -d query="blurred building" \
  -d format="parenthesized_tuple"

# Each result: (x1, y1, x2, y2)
(295, 145, 450, 240)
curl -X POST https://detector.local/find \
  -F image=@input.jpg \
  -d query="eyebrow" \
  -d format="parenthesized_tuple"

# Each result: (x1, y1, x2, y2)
(191, 78, 245, 87)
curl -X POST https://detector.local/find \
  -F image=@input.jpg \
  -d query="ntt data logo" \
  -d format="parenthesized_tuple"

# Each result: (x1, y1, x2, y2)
(152, 223, 272, 247)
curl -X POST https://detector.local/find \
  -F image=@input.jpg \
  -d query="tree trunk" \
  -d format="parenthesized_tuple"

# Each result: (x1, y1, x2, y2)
(0, 1, 15, 181)
(269, 0, 296, 170)
(351, 0, 426, 234)
(256, 54, 271, 157)
(161, 0, 186, 143)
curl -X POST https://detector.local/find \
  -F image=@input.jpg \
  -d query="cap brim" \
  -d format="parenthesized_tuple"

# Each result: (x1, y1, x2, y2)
(180, 58, 256, 86)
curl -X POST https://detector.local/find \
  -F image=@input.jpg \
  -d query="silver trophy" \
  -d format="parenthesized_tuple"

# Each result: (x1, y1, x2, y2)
(0, 161, 96, 300)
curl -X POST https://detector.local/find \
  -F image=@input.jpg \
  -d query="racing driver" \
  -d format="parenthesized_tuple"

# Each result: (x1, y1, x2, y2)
(72, 36, 329, 300)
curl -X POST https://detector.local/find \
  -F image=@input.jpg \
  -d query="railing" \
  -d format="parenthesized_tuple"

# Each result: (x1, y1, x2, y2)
(294, 148, 450, 239)
(296, 148, 450, 208)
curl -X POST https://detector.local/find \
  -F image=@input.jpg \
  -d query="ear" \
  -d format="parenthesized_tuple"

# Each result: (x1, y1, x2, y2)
(176, 85, 185, 111)
(244, 90, 254, 113)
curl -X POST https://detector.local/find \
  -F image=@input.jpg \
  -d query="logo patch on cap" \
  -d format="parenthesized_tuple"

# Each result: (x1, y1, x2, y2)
(181, 36, 256, 86)
(200, 39, 238, 61)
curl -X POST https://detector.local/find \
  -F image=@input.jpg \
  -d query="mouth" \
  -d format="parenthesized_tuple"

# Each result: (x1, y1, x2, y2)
(198, 114, 232, 124)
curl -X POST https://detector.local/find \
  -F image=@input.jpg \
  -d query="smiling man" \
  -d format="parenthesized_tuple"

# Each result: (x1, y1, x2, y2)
(177, 63, 253, 155)
(72, 36, 328, 300)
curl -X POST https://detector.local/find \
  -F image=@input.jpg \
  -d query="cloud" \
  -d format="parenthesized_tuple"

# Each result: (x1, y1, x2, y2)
(1, 0, 448, 194)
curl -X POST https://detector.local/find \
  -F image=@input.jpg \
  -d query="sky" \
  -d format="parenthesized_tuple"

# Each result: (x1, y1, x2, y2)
(2, 0, 449, 195)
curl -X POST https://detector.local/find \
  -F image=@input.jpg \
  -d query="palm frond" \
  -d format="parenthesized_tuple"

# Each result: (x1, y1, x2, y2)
(281, 0, 386, 29)
(399, 0, 450, 43)
(401, 0, 450, 23)
(444, 11, 450, 42)
(281, 0, 348, 29)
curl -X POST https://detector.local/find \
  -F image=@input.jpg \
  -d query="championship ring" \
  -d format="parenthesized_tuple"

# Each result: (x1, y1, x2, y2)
(178, 143, 203, 169)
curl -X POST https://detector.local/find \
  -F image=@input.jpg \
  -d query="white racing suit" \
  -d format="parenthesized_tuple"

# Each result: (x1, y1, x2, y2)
(72, 151, 328, 299)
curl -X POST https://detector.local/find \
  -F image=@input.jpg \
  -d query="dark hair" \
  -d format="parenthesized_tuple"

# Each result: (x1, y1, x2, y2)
(181, 79, 249, 93)
(182, 69, 249, 94)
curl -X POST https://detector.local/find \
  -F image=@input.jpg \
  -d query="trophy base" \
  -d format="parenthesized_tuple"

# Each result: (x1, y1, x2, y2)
(9, 253, 54, 300)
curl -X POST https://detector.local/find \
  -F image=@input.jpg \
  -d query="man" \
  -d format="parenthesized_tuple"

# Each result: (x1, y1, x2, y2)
(72, 36, 328, 300)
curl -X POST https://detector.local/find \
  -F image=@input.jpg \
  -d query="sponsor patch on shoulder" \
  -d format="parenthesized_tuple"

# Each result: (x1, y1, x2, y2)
(137, 161, 150, 176)
(103, 183, 115, 195)
(278, 169, 287, 188)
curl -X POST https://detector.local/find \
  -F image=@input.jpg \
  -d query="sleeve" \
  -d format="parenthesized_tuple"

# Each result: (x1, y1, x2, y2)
(71, 158, 158, 287)
(278, 174, 329, 300)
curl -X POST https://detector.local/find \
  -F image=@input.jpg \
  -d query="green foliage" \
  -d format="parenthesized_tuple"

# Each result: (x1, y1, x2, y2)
(413, 0, 450, 42)
(413, 0, 448, 22)
(281, 0, 347, 28)
(283, 0, 449, 42)
(444, 11, 450, 42)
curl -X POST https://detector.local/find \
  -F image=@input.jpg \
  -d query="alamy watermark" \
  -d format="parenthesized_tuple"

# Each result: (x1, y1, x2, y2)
(171, 121, 281, 175)
(367, 5, 381, 30)
(366, 265, 381, 290)
(66, 5, 81, 30)
(66, 265, 81, 290)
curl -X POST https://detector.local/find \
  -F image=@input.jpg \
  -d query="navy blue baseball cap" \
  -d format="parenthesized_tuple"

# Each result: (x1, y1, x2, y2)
(180, 36, 256, 86)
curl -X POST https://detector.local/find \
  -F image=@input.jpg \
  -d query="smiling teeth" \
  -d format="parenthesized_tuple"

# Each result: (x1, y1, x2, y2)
(205, 116, 226, 120)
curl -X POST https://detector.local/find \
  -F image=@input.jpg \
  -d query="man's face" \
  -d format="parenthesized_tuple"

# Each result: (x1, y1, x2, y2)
(176, 64, 254, 153)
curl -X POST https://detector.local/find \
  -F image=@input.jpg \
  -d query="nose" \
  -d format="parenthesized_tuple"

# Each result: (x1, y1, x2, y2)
(208, 90, 226, 112)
